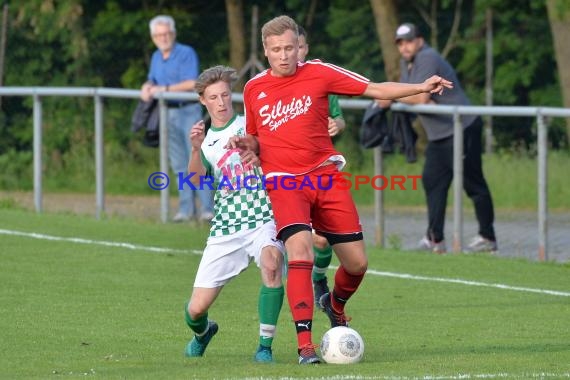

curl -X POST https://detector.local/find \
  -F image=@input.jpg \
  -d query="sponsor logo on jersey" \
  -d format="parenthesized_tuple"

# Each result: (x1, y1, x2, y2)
(258, 95, 313, 131)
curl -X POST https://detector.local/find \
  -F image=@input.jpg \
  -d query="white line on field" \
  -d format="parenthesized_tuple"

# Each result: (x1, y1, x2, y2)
(242, 372, 569, 380)
(2, 228, 569, 298)
(364, 268, 570, 297)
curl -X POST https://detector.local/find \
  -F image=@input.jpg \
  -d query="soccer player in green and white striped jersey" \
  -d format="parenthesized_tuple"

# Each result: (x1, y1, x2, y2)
(183, 66, 284, 363)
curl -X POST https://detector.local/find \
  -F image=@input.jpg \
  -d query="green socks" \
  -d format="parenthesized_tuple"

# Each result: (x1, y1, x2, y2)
(258, 285, 284, 347)
(312, 245, 333, 282)
(184, 301, 208, 335)
(185, 284, 284, 348)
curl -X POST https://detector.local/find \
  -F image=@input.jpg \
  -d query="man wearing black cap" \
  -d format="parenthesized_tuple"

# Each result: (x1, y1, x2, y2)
(382, 23, 498, 254)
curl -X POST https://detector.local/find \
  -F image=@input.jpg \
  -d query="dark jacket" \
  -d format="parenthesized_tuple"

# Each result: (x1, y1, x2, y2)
(131, 100, 159, 147)
(360, 101, 389, 149)
(359, 102, 417, 163)
(391, 111, 417, 163)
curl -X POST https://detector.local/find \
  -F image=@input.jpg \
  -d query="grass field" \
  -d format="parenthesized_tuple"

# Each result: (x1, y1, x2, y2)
(1, 209, 569, 379)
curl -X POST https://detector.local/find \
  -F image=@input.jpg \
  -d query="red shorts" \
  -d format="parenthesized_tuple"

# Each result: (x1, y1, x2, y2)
(266, 165, 362, 237)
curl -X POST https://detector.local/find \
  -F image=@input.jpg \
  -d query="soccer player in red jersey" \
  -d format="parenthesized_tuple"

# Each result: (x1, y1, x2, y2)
(228, 15, 453, 364)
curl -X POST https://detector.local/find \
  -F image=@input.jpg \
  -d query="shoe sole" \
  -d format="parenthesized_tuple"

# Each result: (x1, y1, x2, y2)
(299, 357, 321, 364)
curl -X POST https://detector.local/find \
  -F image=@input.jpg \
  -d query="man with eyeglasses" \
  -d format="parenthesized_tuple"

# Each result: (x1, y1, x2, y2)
(141, 15, 214, 223)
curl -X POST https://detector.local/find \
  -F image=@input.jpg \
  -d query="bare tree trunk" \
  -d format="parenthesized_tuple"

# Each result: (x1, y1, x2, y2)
(430, 0, 438, 49)
(414, 0, 437, 50)
(546, 0, 570, 143)
(304, 0, 318, 30)
(225, 0, 246, 90)
(441, 0, 462, 58)
(369, 0, 400, 82)
(414, 0, 463, 59)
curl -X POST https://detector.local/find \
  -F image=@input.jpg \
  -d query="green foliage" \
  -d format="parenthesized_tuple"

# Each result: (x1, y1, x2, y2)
(9, 0, 91, 85)
(457, 0, 565, 148)
(0, 149, 33, 189)
(325, 1, 384, 79)
(88, 1, 152, 88)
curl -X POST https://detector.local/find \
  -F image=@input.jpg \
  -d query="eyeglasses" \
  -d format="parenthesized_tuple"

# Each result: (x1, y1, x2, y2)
(152, 31, 173, 39)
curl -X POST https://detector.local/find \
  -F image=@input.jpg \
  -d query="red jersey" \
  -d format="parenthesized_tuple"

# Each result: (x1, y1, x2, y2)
(244, 60, 369, 176)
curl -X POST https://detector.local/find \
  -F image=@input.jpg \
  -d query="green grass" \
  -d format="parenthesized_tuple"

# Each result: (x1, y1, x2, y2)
(1, 209, 569, 379)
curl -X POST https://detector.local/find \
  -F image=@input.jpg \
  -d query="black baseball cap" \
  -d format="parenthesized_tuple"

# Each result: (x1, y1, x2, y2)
(395, 23, 421, 42)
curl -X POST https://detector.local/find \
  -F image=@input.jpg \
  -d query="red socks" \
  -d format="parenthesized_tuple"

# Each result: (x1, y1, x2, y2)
(331, 265, 365, 313)
(287, 260, 314, 348)
(287, 261, 365, 348)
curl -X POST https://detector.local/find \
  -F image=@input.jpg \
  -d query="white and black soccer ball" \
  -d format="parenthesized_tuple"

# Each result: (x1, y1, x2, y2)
(320, 326, 364, 364)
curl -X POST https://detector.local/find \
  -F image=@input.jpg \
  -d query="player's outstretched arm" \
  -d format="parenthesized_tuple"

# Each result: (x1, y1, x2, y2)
(363, 75, 453, 100)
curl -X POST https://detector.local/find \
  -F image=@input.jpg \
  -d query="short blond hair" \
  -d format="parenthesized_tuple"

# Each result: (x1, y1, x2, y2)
(194, 65, 237, 96)
(261, 15, 298, 46)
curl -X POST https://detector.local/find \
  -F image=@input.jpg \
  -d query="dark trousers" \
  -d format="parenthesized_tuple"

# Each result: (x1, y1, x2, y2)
(422, 118, 496, 242)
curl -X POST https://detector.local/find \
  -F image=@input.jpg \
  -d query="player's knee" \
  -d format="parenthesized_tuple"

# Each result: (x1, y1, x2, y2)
(261, 247, 284, 284)
(354, 259, 368, 274)
(261, 266, 283, 287)
(312, 234, 330, 250)
(283, 237, 314, 262)
(344, 256, 368, 275)
(263, 271, 282, 287)
(187, 301, 207, 320)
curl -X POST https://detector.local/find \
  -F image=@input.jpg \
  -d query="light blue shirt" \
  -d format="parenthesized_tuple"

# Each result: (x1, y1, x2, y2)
(147, 42, 199, 86)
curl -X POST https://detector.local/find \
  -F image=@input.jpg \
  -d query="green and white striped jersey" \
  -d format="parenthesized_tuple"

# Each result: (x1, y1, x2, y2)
(200, 114, 273, 237)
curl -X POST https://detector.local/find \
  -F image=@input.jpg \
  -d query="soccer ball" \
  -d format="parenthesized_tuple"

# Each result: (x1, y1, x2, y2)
(320, 326, 364, 364)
